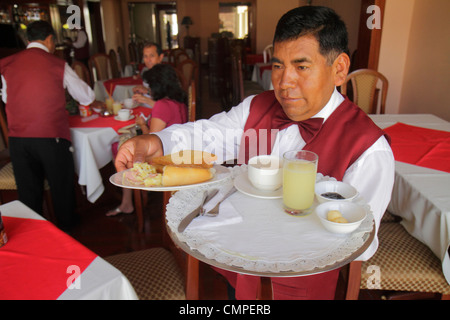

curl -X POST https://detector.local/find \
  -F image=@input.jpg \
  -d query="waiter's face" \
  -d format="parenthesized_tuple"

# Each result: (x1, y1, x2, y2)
(271, 35, 348, 121)
(143, 45, 163, 69)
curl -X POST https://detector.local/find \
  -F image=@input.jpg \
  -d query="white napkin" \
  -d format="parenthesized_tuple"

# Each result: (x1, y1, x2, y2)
(187, 183, 243, 230)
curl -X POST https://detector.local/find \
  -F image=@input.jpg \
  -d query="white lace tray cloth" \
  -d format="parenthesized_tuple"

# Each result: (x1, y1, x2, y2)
(166, 165, 374, 274)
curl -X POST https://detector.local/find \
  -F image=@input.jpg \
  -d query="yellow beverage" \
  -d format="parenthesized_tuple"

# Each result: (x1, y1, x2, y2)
(282, 150, 318, 216)
(105, 98, 114, 113)
(113, 102, 122, 115)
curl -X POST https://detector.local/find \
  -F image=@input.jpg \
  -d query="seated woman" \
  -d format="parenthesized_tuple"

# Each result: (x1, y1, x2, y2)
(107, 63, 188, 216)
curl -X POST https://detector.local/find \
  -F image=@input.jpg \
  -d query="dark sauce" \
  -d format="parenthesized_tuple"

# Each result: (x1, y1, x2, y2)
(321, 192, 345, 200)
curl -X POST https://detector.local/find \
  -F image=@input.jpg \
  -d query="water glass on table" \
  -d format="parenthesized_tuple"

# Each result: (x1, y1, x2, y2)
(282, 150, 318, 216)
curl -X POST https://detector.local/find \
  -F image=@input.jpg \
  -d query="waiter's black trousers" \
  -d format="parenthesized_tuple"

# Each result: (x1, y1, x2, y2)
(9, 137, 76, 230)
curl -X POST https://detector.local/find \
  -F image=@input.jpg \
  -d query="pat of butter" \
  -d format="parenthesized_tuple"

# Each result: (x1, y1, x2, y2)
(327, 210, 348, 223)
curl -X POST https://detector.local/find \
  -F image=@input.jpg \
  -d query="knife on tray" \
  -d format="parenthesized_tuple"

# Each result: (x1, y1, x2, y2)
(177, 189, 219, 233)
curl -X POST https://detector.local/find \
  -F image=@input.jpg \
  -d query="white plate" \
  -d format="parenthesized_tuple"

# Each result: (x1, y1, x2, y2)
(234, 172, 282, 199)
(114, 115, 135, 121)
(109, 164, 231, 191)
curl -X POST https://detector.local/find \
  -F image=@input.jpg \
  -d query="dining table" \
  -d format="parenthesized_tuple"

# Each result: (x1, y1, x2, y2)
(69, 106, 152, 203)
(251, 62, 273, 91)
(0, 200, 138, 300)
(165, 166, 375, 279)
(369, 113, 450, 284)
(94, 76, 143, 102)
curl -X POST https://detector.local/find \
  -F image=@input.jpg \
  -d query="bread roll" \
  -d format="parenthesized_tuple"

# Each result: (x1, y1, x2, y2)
(152, 150, 217, 169)
(161, 166, 214, 187)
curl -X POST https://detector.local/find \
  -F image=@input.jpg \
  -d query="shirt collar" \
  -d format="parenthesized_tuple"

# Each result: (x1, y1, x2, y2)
(313, 87, 345, 122)
(27, 42, 49, 53)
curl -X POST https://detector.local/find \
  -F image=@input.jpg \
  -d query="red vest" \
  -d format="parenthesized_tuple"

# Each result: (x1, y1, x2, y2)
(0, 48, 70, 141)
(241, 91, 389, 180)
(217, 91, 390, 299)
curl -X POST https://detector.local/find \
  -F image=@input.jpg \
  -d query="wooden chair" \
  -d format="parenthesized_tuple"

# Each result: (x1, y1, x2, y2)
(0, 99, 55, 223)
(88, 53, 113, 82)
(263, 44, 273, 63)
(176, 58, 198, 92)
(71, 60, 92, 87)
(117, 46, 127, 73)
(174, 51, 189, 67)
(231, 54, 264, 105)
(108, 49, 121, 79)
(128, 42, 139, 64)
(345, 213, 450, 300)
(340, 69, 389, 114)
(187, 79, 197, 122)
(168, 48, 187, 66)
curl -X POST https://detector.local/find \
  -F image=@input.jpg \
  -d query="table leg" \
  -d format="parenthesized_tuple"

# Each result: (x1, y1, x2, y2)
(257, 277, 273, 300)
(345, 261, 362, 300)
(186, 254, 200, 300)
(133, 189, 144, 232)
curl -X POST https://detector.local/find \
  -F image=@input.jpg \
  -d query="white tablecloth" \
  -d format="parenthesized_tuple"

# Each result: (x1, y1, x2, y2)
(70, 127, 119, 203)
(1, 200, 138, 300)
(251, 62, 273, 91)
(94, 80, 136, 102)
(370, 113, 450, 283)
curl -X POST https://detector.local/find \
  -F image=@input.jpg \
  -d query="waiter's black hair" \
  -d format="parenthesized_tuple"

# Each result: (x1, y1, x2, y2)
(273, 6, 349, 64)
(26, 20, 56, 42)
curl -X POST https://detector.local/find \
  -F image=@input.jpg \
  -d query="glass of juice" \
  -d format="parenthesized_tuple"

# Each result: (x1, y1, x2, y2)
(282, 150, 318, 216)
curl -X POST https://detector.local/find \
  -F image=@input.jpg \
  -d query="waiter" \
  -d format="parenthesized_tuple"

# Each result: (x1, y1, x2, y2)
(115, 6, 395, 299)
(71, 24, 90, 67)
(0, 20, 102, 232)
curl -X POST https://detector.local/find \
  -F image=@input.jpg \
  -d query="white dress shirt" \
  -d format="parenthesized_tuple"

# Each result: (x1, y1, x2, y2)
(1, 42, 95, 106)
(156, 89, 395, 261)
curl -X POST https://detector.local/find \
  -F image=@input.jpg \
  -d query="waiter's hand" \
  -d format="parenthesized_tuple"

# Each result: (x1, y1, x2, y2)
(115, 134, 164, 172)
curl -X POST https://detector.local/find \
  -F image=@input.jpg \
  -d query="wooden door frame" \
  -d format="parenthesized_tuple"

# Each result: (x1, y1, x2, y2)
(353, 0, 385, 71)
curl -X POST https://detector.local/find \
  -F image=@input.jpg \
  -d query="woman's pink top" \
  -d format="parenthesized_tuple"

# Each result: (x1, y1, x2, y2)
(151, 98, 187, 127)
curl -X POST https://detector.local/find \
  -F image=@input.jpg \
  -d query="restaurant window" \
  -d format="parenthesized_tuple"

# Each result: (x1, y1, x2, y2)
(219, 3, 249, 39)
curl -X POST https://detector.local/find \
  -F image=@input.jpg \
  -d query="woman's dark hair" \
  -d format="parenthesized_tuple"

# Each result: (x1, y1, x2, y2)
(27, 20, 56, 42)
(273, 6, 349, 64)
(142, 64, 187, 105)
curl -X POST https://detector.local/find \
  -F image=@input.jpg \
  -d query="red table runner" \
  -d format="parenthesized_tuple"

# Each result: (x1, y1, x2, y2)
(0, 217, 98, 300)
(69, 106, 152, 133)
(384, 122, 450, 173)
(103, 76, 143, 96)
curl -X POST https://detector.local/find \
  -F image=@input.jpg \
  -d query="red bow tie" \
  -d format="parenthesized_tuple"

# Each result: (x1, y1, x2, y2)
(274, 117, 324, 144)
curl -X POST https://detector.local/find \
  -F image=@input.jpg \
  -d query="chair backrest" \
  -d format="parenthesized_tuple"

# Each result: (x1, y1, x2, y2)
(176, 58, 198, 92)
(71, 60, 92, 87)
(137, 41, 144, 63)
(341, 68, 389, 114)
(263, 44, 273, 63)
(230, 53, 244, 104)
(168, 48, 187, 66)
(174, 51, 189, 67)
(108, 49, 121, 78)
(88, 53, 113, 82)
(128, 42, 139, 63)
(187, 79, 196, 122)
(117, 46, 127, 72)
